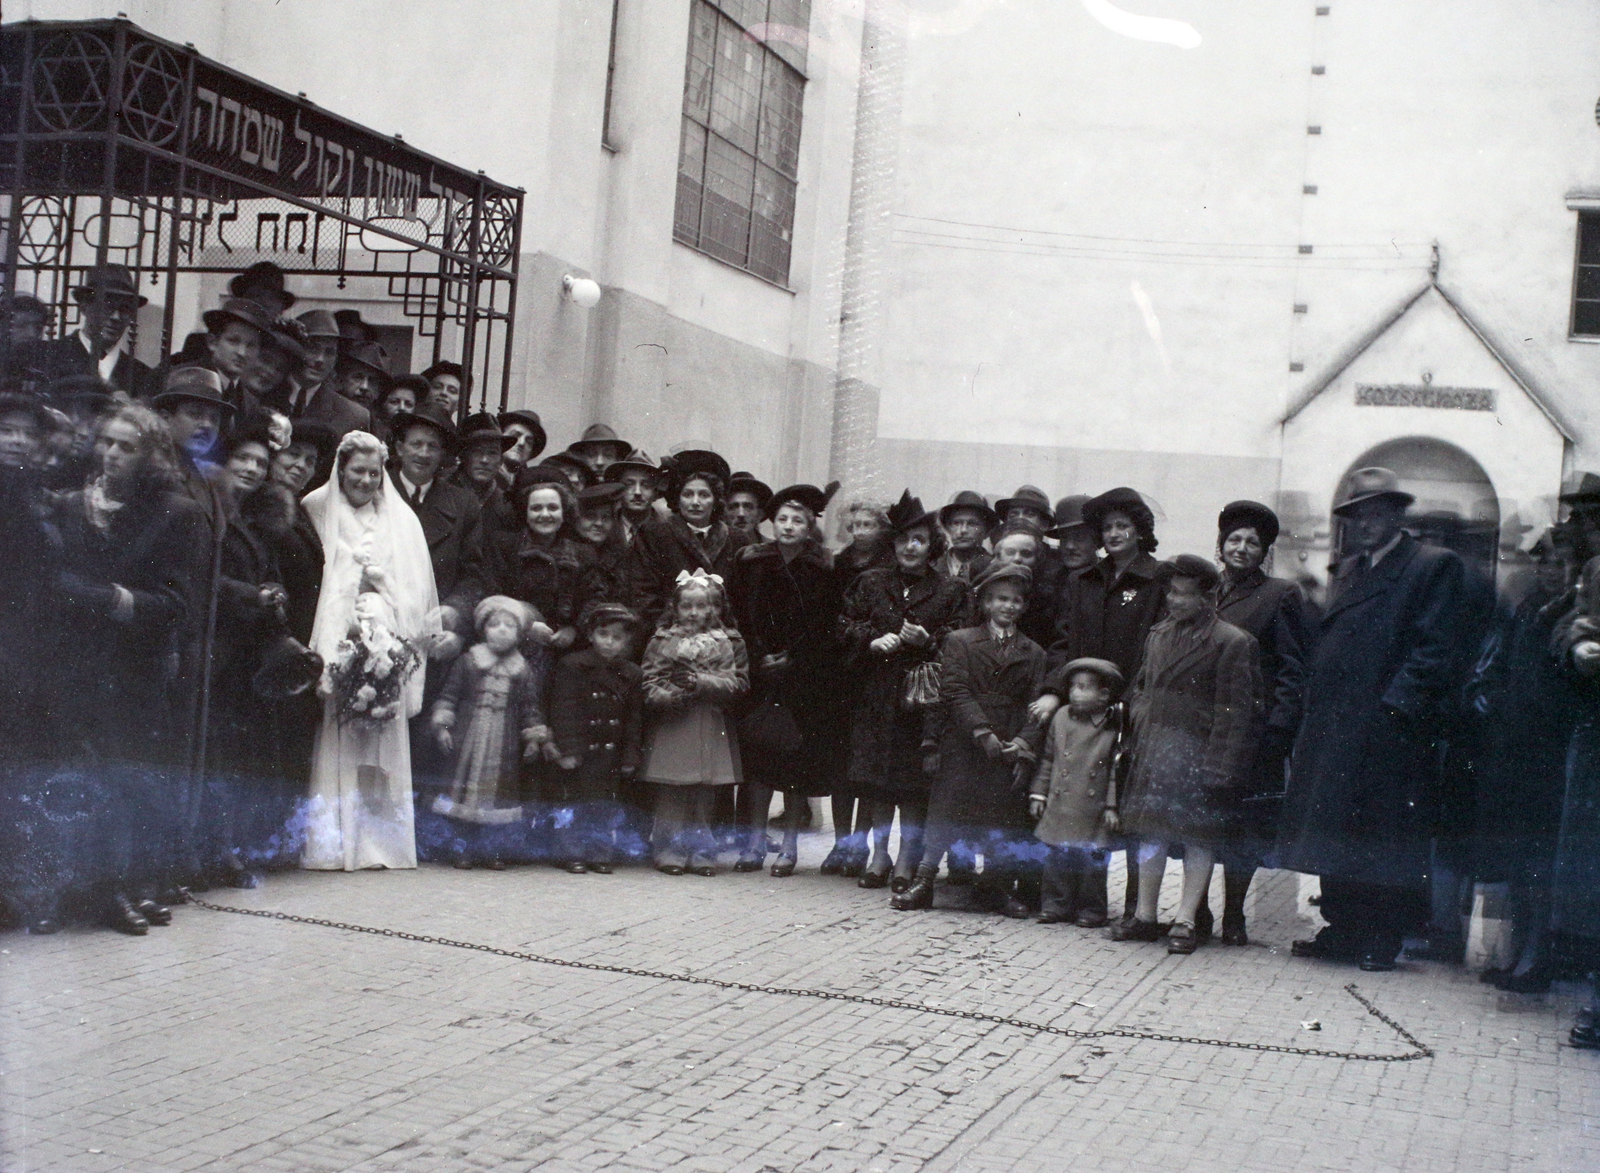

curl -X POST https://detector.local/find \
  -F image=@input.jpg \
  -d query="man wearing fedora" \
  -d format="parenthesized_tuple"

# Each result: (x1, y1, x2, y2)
(200, 297, 276, 417)
(566, 424, 631, 479)
(390, 402, 490, 611)
(498, 409, 547, 483)
(938, 490, 996, 582)
(335, 340, 393, 417)
(12, 264, 156, 399)
(154, 366, 235, 536)
(1277, 467, 1468, 972)
(283, 309, 370, 439)
(606, 448, 663, 544)
(229, 262, 297, 317)
(452, 412, 520, 551)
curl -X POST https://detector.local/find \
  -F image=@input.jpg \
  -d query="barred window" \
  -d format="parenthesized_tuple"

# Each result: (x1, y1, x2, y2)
(674, 0, 807, 286)
(1574, 212, 1600, 337)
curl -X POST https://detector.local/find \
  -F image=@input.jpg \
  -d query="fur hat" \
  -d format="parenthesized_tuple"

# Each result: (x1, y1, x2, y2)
(473, 595, 537, 634)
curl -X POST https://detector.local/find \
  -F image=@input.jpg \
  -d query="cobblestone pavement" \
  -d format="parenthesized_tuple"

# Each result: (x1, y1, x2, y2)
(3, 833, 1598, 1173)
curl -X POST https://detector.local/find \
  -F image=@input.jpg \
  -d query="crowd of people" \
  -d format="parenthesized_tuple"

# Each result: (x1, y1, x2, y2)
(2, 261, 1600, 1052)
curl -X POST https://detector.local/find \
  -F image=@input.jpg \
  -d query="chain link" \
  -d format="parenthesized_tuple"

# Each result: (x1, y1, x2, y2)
(189, 898, 1433, 1062)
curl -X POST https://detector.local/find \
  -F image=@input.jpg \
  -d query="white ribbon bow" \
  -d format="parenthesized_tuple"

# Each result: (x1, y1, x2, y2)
(675, 568, 724, 587)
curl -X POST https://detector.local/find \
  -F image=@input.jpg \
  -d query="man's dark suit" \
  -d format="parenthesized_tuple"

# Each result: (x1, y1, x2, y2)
(12, 336, 157, 399)
(266, 382, 371, 439)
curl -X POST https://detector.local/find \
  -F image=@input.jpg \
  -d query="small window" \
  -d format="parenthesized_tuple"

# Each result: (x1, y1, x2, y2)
(673, 0, 807, 285)
(1572, 211, 1600, 336)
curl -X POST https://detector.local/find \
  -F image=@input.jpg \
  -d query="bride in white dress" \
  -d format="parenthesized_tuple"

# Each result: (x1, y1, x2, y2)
(301, 431, 439, 870)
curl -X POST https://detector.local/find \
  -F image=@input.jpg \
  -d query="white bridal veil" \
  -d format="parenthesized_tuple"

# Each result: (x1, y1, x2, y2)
(301, 431, 441, 718)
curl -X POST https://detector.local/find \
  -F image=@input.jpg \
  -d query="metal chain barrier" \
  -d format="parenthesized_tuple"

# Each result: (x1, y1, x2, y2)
(189, 898, 1434, 1062)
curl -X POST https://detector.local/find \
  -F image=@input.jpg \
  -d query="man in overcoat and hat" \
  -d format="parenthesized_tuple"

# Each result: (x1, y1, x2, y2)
(938, 491, 997, 582)
(1277, 467, 1468, 971)
(282, 309, 370, 438)
(390, 402, 490, 613)
(11, 264, 157, 398)
(565, 424, 631, 479)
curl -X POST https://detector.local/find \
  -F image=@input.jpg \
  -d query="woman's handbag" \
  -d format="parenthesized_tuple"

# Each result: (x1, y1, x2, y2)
(739, 698, 804, 760)
(900, 659, 943, 711)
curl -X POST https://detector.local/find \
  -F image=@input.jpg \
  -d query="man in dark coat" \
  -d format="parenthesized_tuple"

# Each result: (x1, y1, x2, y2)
(1278, 468, 1468, 971)
(10, 265, 157, 399)
(390, 403, 490, 616)
(279, 310, 371, 438)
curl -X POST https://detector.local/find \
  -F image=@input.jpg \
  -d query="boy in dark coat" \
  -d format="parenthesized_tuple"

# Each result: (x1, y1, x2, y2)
(544, 603, 646, 871)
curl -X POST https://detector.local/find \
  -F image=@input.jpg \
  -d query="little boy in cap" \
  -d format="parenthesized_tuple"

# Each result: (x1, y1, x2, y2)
(1029, 657, 1127, 927)
(544, 602, 646, 870)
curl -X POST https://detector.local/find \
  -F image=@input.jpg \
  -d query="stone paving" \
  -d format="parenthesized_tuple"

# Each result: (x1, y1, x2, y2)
(2, 834, 1598, 1173)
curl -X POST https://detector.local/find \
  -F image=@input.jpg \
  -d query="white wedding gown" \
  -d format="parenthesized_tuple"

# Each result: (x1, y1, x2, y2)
(300, 458, 438, 871)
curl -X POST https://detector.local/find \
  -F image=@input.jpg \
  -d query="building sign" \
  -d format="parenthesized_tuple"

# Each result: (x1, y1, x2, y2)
(1355, 383, 1495, 412)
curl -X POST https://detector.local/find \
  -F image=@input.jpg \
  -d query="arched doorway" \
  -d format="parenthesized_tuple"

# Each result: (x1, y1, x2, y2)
(1338, 437, 1499, 574)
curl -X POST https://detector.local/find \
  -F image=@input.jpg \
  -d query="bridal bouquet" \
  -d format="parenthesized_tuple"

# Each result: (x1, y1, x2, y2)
(325, 590, 423, 729)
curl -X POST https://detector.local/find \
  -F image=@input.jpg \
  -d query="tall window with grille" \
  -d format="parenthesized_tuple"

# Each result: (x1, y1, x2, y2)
(1573, 211, 1600, 337)
(674, 0, 807, 285)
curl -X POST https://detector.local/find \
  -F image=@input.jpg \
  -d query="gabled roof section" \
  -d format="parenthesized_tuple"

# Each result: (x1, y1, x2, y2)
(1281, 281, 1575, 441)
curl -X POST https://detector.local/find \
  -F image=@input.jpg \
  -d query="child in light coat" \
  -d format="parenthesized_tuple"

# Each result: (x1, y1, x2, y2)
(430, 596, 549, 868)
(640, 570, 749, 875)
(1029, 657, 1127, 928)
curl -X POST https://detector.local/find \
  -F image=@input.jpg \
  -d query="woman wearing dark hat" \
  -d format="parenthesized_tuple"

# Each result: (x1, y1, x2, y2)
(52, 402, 208, 933)
(840, 490, 972, 889)
(893, 561, 1046, 915)
(726, 472, 774, 544)
(205, 419, 310, 882)
(938, 491, 996, 583)
(623, 449, 752, 626)
(817, 497, 895, 875)
(1033, 486, 1171, 729)
(1112, 554, 1262, 955)
(729, 482, 845, 874)
(571, 482, 630, 600)
(1204, 500, 1312, 945)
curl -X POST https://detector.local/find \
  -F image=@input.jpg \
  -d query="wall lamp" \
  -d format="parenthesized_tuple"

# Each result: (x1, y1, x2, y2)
(562, 275, 602, 308)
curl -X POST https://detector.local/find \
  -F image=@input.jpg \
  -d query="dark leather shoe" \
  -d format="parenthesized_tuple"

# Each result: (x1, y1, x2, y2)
(1571, 1014, 1600, 1050)
(484, 859, 507, 871)
(890, 874, 936, 911)
(657, 863, 686, 876)
(107, 894, 149, 936)
(1291, 931, 1358, 961)
(733, 857, 763, 873)
(1167, 923, 1199, 954)
(890, 874, 912, 894)
(1075, 910, 1108, 929)
(1036, 910, 1073, 924)
(1359, 951, 1398, 972)
(858, 869, 890, 889)
(452, 857, 475, 870)
(28, 917, 61, 935)
(999, 896, 1033, 920)
(158, 887, 191, 905)
(819, 845, 848, 875)
(565, 861, 589, 874)
(588, 862, 614, 874)
(691, 865, 717, 877)
(134, 899, 172, 926)
(770, 856, 797, 878)
(1109, 918, 1162, 942)
(1221, 925, 1249, 947)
